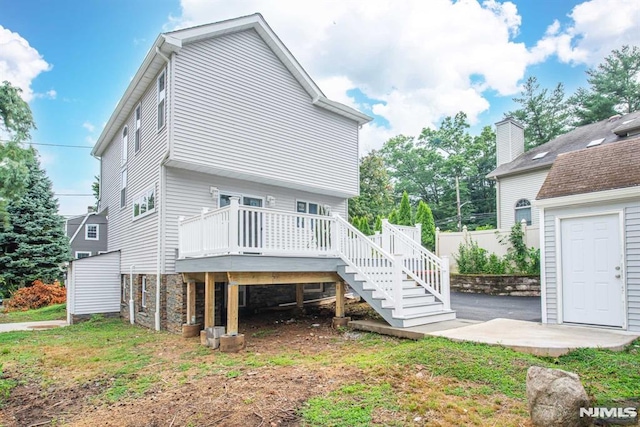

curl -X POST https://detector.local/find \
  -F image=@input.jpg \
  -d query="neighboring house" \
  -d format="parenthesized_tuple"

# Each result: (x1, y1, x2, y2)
(535, 136, 640, 332)
(487, 111, 640, 229)
(65, 207, 108, 259)
(87, 14, 454, 339)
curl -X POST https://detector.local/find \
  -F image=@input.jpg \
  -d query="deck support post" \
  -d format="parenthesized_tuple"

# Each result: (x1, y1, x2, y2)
(220, 283, 245, 352)
(295, 283, 304, 312)
(227, 284, 239, 335)
(186, 280, 196, 325)
(332, 281, 350, 328)
(204, 272, 215, 328)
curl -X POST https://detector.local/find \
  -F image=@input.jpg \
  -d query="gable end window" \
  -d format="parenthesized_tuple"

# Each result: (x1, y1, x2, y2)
(133, 186, 156, 219)
(134, 104, 141, 153)
(75, 251, 91, 259)
(121, 126, 128, 165)
(85, 224, 99, 240)
(514, 199, 532, 225)
(157, 71, 166, 130)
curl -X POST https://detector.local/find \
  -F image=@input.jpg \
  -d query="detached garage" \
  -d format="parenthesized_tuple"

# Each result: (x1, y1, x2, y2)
(67, 251, 121, 324)
(536, 137, 640, 332)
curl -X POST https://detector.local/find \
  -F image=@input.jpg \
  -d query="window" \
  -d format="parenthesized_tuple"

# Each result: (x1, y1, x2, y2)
(133, 186, 156, 219)
(120, 169, 127, 208)
(587, 138, 604, 148)
(121, 126, 128, 165)
(225, 286, 247, 308)
(75, 251, 91, 259)
(304, 283, 324, 293)
(85, 224, 99, 240)
(134, 104, 141, 153)
(157, 71, 166, 130)
(514, 199, 532, 225)
(141, 275, 148, 309)
(219, 194, 264, 208)
(296, 200, 327, 227)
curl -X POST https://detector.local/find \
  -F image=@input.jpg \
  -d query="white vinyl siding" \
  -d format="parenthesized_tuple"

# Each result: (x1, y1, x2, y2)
(134, 104, 141, 153)
(626, 205, 640, 331)
(543, 200, 640, 331)
(172, 29, 359, 198)
(498, 168, 549, 228)
(67, 252, 121, 316)
(121, 126, 128, 165)
(164, 167, 347, 273)
(100, 66, 169, 274)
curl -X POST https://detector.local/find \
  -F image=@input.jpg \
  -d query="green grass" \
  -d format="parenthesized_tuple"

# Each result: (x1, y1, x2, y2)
(0, 303, 66, 323)
(302, 383, 400, 427)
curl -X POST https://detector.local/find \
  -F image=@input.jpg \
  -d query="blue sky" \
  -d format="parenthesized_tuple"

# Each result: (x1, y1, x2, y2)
(1, 0, 638, 215)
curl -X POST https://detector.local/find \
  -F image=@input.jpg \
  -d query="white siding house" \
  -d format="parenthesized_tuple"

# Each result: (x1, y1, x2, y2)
(88, 14, 455, 339)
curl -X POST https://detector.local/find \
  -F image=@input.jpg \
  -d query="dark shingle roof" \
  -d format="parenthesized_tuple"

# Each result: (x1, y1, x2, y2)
(488, 111, 640, 178)
(536, 136, 640, 200)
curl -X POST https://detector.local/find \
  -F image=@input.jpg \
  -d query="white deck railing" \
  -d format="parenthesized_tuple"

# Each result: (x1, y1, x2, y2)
(179, 197, 336, 258)
(380, 220, 450, 310)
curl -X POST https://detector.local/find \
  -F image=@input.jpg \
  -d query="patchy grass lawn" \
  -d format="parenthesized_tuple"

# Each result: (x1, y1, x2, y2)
(0, 303, 66, 324)
(0, 304, 638, 426)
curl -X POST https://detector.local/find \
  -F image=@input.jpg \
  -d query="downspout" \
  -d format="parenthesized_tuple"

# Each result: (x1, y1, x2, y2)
(129, 265, 135, 324)
(155, 45, 171, 331)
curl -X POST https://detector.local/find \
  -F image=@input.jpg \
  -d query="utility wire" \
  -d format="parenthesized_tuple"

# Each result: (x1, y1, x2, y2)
(1, 139, 93, 149)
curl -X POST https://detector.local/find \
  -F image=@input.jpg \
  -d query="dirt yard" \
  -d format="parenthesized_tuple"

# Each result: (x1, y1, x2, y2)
(0, 302, 533, 427)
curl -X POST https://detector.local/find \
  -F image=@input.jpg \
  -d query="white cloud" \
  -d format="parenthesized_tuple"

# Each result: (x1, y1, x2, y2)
(170, 0, 533, 152)
(85, 136, 96, 145)
(530, 0, 640, 65)
(82, 122, 96, 133)
(34, 89, 57, 100)
(0, 25, 51, 101)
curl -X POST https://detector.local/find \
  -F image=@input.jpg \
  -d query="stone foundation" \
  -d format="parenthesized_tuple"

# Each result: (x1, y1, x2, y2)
(71, 312, 119, 324)
(451, 274, 540, 296)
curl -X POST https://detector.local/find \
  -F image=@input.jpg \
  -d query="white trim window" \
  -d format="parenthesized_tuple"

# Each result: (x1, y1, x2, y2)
(304, 283, 324, 293)
(133, 186, 156, 219)
(85, 224, 99, 240)
(134, 104, 141, 153)
(121, 126, 128, 165)
(120, 169, 127, 209)
(157, 70, 166, 130)
(75, 251, 91, 259)
(141, 275, 148, 309)
(515, 199, 532, 225)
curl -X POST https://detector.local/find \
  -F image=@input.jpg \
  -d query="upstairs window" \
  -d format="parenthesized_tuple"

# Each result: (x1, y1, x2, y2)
(121, 126, 128, 165)
(75, 251, 91, 259)
(134, 104, 141, 153)
(515, 199, 532, 225)
(120, 169, 127, 209)
(85, 224, 99, 240)
(157, 71, 166, 130)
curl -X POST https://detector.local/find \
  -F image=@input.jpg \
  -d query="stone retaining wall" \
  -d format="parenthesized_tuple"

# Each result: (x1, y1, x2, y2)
(451, 274, 540, 296)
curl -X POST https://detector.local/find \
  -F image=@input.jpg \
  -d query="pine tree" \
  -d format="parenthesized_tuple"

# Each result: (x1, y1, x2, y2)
(415, 200, 436, 250)
(388, 209, 398, 224)
(0, 155, 70, 290)
(396, 191, 413, 226)
(374, 215, 382, 232)
(360, 217, 372, 236)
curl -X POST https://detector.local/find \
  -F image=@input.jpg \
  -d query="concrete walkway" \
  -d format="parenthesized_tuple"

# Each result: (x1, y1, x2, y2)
(0, 320, 68, 333)
(349, 318, 639, 357)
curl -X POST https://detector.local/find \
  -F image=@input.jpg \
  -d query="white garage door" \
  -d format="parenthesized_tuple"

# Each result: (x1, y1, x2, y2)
(561, 214, 623, 327)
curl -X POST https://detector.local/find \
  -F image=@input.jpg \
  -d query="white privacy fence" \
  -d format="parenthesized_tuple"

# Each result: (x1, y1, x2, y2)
(435, 221, 540, 270)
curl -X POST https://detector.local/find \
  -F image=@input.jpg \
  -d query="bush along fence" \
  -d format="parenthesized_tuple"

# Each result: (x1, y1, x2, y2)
(450, 221, 541, 296)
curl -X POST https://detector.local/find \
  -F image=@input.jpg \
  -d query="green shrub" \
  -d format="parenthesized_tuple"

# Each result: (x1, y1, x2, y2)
(455, 238, 488, 274)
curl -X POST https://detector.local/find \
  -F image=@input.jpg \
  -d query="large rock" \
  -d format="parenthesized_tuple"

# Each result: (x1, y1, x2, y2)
(526, 366, 591, 427)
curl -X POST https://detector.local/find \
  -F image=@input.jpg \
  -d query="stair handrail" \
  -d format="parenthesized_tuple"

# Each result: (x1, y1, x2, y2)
(334, 215, 404, 316)
(382, 222, 451, 310)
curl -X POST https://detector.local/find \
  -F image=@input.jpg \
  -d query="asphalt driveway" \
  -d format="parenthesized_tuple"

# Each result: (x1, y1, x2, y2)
(450, 292, 541, 322)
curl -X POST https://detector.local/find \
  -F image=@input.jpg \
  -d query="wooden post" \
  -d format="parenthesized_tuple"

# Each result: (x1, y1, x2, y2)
(296, 283, 304, 310)
(335, 281, 345, 318)
(186, 280, 196, 325)
(227, 284, 239, 335)
(205, 272, 215, 328)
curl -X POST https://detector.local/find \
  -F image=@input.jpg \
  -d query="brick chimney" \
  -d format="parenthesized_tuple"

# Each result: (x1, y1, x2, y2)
(495, 117, 525, 167)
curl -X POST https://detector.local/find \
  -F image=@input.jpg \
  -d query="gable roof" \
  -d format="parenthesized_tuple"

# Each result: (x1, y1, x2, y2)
(92, 14, 371, 157)
(488, 110, 640, 179)
(536, 136, 640, 200)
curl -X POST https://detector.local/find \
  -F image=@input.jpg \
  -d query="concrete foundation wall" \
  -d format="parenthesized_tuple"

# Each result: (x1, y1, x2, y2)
(451, 274, 540, 296)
